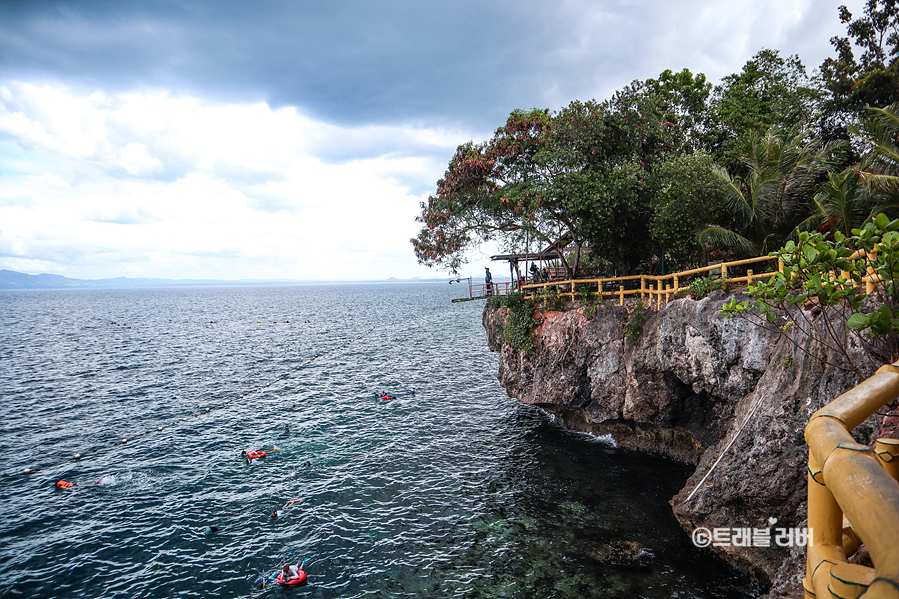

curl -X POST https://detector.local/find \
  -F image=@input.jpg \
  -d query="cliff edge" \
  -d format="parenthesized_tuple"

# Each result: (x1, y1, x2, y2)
(483, 291, 893, 597)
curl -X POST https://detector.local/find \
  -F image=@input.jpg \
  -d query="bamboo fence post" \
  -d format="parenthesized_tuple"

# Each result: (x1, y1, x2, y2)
(618, 285, 625, 306)
(673, 274, 679, 293)
(804, 452, 844, 599)
(747, 269, 753, 285)
(721, 263, 728, 290)
(656, 283, 661, 309)
(640, 276, 646, 299)
(866, 248, 877, 294)
(876, 438, 899, 482)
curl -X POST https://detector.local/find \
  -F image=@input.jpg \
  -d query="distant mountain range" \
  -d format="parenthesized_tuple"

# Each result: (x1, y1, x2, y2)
(0, 269, 457, 290)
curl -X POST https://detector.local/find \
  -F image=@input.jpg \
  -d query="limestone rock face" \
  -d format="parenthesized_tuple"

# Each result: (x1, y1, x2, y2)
(483, 292, 890, 597)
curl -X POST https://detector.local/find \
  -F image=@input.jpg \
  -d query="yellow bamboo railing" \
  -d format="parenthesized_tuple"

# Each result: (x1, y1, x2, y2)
(521, 255, 782, 306)
(518, 250, 899, 597)
(804, 363, 899, 599)
(521, 252, 886, 307)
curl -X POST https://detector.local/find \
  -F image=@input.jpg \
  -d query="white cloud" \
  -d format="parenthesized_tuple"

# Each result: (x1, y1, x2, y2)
(0, 82, 479, 280)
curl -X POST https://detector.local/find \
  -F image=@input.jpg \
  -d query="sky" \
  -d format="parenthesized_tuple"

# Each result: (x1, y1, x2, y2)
(0, 0, 867, 281)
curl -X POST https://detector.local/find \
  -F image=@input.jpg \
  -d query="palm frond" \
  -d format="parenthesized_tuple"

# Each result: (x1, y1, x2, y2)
(698, 226, 757, 256)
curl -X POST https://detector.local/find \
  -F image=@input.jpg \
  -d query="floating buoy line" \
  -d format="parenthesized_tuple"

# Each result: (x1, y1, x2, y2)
(11, 322, 380, 480)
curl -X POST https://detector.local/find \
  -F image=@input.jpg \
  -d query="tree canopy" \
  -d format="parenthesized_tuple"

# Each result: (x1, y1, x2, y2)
(412, 3, 899, 277)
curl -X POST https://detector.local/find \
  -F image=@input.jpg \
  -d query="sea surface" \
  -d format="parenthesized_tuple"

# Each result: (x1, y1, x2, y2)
(0, 283, 756, 598)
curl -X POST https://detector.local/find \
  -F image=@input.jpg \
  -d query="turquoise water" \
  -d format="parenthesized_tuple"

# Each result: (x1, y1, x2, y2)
(0, 283, 755, 598)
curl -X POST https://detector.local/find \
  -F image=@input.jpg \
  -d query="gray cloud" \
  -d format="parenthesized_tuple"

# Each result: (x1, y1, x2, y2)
(0, 1, 861, 132)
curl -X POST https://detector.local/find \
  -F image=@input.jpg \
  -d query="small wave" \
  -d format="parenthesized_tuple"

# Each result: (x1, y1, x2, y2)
(568, 429, 618, 447)
(585, 433, 617, 447)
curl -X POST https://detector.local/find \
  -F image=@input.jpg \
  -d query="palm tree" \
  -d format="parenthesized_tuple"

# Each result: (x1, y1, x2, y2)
(699, 127, 829, 257)
(805, 169, 872, 237)
(855, 102, 899, 198)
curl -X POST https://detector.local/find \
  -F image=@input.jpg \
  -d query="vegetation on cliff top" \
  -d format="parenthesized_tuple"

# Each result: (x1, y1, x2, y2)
(412, 2, 899, 279)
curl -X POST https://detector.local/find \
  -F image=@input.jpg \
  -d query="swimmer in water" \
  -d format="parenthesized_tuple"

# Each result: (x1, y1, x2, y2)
(56, 476, 114, 488)
(290, 461, 312, 477)
(270, 498, 302, 519)
(282, 561, 305, 581)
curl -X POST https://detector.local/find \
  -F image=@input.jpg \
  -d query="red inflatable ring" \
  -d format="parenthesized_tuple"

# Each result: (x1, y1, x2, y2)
(245, 450, 266, 460)
(56, 480, 73, 488)
(276, 571, 307, 585)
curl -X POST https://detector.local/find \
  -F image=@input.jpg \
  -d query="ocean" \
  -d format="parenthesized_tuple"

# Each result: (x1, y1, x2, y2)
(0, 283, 755, 598)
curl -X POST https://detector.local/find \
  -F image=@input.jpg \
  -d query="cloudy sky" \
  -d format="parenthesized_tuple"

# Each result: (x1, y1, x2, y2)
(0, 0, 865, 281)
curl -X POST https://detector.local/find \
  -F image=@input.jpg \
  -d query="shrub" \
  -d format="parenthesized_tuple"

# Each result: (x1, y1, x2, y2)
(500, 292, 542, 352)
(689, 276, 722, 299)
(720, 214, 899, 375)
(541, 286, 565, 311)
(624, 300, 647, 344)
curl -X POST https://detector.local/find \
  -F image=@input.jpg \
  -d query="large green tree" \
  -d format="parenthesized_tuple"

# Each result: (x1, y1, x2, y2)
(650, 152, 730, 267)
(819, 1, 899, 141)
(704, 49, 823, 172)
(413, 69, 729, 276)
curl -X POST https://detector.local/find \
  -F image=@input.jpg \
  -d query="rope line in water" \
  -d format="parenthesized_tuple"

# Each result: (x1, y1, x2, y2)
(15, 323, 378, 478)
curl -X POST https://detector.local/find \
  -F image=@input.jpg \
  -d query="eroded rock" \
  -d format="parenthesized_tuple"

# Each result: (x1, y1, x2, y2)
(483, 292, 891, 597)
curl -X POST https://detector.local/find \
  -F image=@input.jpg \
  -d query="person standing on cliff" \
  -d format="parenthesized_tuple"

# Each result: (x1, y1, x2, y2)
(485, 267, 493, 296)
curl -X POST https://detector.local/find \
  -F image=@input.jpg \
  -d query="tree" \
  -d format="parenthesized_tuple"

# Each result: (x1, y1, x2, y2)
(411, 108, 591, 276)
(819, 1, 899, 141)
(705, 49, 823, 171)
(644, 68, 712, 151)
(699, 127, 830, 256)
(807, 168, 874, 237)
(650, 152, 729, 267)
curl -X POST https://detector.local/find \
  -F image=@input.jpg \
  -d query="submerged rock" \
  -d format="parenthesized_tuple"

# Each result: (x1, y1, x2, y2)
(584, 540, 653, 566)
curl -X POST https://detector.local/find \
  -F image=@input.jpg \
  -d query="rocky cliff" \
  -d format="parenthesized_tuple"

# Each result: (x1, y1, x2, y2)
(483, 291, 896, 597)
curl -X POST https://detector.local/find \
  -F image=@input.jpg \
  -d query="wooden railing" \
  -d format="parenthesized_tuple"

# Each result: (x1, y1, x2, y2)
(521, 255, 781, 307)
(471, 282, 513, 299)
(804, 364, 899, 599)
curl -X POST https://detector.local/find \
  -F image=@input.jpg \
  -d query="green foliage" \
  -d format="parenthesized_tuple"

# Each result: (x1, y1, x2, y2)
(720, 213, 899, 374)
(573, 282, 597, 305)
(705, 49, 823, 170)
(411, 6, 896, 281)
(578, 283, 603, 319)
(774, 353, 797, 378)
(540, 286, 565, 311)
(624, 301, 648, 344)
(582, 299, 600, 320)
(688, 276, 722, 299)
(819, 1, 899, 139)
(650, 152, 729, 266)
(496, 292, 542, 352)
(854, 102, 899, 199)
(699, 126, 830, 257)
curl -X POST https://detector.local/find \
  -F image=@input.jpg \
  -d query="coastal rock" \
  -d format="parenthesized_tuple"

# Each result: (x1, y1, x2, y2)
(483, 292, 892, 597)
